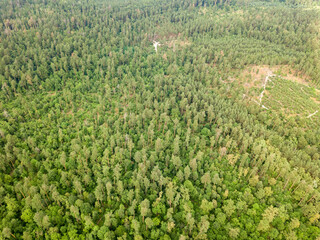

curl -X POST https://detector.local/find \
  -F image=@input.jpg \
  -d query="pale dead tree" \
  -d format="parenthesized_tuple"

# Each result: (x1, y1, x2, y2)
(153, 41, 161, 53)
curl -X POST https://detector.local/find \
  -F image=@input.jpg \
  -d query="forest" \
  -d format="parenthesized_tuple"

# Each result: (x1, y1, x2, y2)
(1, 0, 320, 239)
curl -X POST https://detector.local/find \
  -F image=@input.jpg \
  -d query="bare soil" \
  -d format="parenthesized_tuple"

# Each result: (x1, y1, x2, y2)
(240, 65, 312, 88)
(166, 39, 191, 48)
(48, 92, 56, 96)
(310, 97, 320, 105)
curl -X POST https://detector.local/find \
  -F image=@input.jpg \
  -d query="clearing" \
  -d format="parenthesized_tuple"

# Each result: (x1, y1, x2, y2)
(238, 65, 311, 91)
(236, 65, 320, 121)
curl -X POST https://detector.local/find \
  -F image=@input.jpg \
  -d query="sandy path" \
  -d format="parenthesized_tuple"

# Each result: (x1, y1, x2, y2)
(307, 110, 319, 118)
(259, 71, 274, 106)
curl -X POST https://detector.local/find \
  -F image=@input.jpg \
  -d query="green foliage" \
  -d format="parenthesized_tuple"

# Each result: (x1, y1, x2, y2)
(0, 0, 320, 239)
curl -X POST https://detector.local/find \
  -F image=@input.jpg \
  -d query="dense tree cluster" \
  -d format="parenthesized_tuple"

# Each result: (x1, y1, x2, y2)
(1, 0, 320, 239)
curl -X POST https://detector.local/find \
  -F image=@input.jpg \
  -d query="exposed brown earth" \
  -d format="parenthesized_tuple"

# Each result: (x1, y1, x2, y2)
(310, 97, 320, 105)
(239, 65, 312, 89)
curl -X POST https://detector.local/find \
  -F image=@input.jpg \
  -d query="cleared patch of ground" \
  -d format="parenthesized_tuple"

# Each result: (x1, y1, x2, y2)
(47, 91, 57, 96)
(151, 32, 191, 52)
(162, 53, 167, 60)
(236, 65, 320, 122)
(311, 97, 320, 104)
(166, 39, 191, 49)
(199, 7, 208, 15)
(66, 109, 74, 116)
(239, 65, 311, 90)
